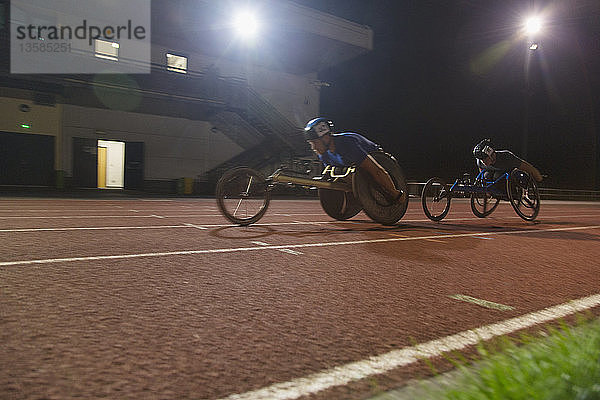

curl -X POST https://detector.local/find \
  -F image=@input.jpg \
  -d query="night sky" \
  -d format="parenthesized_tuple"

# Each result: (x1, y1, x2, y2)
(294, 0, 600, 189)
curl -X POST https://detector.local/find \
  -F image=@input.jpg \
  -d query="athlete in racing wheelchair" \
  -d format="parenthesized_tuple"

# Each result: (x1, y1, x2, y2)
(215, 118, 409, 226)
(472, 139, 543, 185)
(421, 139, 543, 222)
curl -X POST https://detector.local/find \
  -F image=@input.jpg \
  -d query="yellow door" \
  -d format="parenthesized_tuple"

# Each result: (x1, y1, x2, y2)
(97, 146, 107, 188)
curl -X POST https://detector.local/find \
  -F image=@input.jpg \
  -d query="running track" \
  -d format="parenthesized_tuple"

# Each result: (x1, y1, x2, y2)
(1, 197, 599, 399)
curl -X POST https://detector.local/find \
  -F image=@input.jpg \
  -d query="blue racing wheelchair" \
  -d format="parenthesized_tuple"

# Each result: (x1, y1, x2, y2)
(421, 168, 541, 222)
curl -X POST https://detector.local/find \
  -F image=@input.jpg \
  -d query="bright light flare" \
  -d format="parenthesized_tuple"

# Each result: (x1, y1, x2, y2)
(524, 16, 542, 35)
(232, 10, 260, 40)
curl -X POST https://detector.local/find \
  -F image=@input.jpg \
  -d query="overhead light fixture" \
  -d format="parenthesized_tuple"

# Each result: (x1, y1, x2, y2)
(232, 10, 260, 41)
(524, 16, 542, 35)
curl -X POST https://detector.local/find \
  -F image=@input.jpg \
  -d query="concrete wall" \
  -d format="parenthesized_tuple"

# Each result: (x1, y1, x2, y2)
(61, 104, 244, 180)
(0, 96, 62, 170)
(152, 45, 320, 127)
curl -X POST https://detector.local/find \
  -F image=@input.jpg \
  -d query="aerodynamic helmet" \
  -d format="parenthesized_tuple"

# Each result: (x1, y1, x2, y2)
(473, 139, 494, 160)
(304, 117, 334, 141)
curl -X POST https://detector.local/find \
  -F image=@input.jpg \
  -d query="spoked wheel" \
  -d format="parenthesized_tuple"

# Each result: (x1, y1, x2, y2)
(507, 169, 540, 221)
(421, 177, 451, 221)
(318, 188, 362, 220)
(470, 178, 500, 218)
(352, 151, 409, 226)
(216, 167, 271, 226)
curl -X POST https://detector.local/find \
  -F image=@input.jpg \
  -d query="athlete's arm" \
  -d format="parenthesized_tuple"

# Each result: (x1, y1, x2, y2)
(359, 154, 402, 198)
(518, 161, 543, 182)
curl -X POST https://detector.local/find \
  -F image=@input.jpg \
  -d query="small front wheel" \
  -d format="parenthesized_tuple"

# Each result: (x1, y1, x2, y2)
(507, 169, 540, 221)
(216, 167, 271, 226)
(421, 177, 451, 221)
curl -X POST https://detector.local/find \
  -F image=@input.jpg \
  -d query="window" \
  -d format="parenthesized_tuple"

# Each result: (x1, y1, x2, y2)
(166, 53, 187, 73)
(95, 39, 119, 61)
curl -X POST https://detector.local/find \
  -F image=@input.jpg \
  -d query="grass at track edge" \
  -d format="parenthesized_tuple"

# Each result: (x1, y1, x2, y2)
(370, 315, 600, 400)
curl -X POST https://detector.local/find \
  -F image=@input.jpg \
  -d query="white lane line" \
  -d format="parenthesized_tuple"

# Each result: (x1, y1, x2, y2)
(450, 294, 514, 311)
(278, 249, 303, 256)
(475, 237, 494, 240)
(183, 223, 207, 230)
(1, 212, 599, 222)
(0, 225, 189, 233)
(219, 293, 600, 400)
(251, 241, 270, 246)
(2, 213, 600, 233)
(1, 225, 599, 267)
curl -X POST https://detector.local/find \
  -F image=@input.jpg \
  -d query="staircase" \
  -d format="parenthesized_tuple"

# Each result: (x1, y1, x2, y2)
(201, 78, 311, 189)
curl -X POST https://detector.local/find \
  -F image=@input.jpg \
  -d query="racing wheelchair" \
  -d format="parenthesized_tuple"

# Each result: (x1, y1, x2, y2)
(421, 168, 541, 222)
(216, 151, 409, 226)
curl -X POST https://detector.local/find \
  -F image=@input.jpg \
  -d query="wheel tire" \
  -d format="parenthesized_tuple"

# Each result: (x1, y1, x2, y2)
(352, 151, 409, 226)
(507, 169, 540, 221)
(421, 177, 451, 221)
(318, 188, 362, 220)
(216, 167, 270, 226)
(470, 178, 500, 218)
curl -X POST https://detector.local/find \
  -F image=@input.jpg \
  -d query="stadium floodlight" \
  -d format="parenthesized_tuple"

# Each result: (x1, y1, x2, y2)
(232, 10, 260, 41)
(524, 16, 542, 35)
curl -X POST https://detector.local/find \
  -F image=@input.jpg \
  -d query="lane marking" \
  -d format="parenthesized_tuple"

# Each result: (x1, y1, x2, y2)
(278, 249, 303, 256)
(220, 293, 600, 400)
(475, 237, 494, 240)
(183, 223, 207, 230)
(450, 294, 514, 311)
(1, 225, 599, 267)
(251, 241, 270, 246)
(0, 213, 599, 223)
(0, 225, 190, 233)
(0, 210, 598, 228)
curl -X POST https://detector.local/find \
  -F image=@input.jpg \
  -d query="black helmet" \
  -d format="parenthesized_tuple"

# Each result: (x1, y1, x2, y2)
(304, 117, 334, 141)
(473, 139, 494, 160)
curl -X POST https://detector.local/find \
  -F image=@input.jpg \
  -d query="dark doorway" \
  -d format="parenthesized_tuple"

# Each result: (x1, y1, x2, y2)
(0, 131, 54, 186)
(72, 137, 98, 188)
(125, 141, 145, 190)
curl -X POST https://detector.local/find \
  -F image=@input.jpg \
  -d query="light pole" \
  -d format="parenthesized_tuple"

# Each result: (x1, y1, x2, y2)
(522, 15, 542, 159)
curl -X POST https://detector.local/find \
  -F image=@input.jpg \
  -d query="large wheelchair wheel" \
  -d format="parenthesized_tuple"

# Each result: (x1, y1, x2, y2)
(318, 188, 362, 220)
(421, 177, 451, 221)
(216, 167, 270, 226)
(352, 151, 409, 226)
(507, 169, 540, 221)
(470, 178, 500, 218)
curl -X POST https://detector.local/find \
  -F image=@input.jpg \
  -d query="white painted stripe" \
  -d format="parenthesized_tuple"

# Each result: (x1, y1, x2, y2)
(220, 293, 600, 400)
(183, 223, 208, 230)
(2, 213, 599, 233)
(278, 249, 303, 256)
(0, 225, 187, 233)
(1, 225, 598, 267)
(0, 212, 598, 222)
(251, 241, 270, 246)
(450, 294, 514, 311)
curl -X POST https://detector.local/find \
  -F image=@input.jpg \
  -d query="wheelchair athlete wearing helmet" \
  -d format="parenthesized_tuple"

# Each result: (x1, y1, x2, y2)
(304, 117, 405, 203)
(473, 139, 543, 182)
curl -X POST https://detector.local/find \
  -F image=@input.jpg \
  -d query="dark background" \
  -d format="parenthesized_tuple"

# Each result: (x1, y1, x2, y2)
(295, 0, 600, 189)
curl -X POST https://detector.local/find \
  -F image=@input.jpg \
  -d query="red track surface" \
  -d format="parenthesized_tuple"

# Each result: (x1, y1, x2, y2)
(1, 196, 599, 399)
